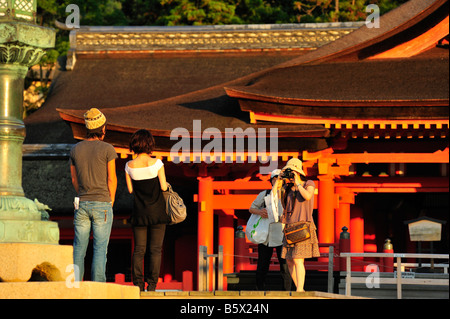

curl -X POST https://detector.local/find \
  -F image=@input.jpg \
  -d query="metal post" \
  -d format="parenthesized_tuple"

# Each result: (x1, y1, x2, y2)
(396, 256, 402, 299)
(328, 246, 334, 293)
(218, 246, 224, 291)
(211, 255, 215, 291)
(430, 242, 434, 270)
(198, 245, 208, 291)
(203, 252, 214, 291)
(339, 226, 350, 271)
(346, 255, 351, 296)
(198, 245, 203, 291)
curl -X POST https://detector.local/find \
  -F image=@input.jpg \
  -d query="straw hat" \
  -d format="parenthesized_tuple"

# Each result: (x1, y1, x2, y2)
(84, 108, 106, 130)
(282, 158, 306, 177)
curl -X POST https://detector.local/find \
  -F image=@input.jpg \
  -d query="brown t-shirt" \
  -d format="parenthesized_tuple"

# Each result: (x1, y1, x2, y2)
(70, 140, 117, 202)
(281, 180, 316, 224)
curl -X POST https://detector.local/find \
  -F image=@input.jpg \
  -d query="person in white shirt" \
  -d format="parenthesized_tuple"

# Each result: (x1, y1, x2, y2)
(249, 169, 292, 291)
(125, 129, 169, 292)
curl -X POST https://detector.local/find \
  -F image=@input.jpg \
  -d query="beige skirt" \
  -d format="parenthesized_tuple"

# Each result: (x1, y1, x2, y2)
(281, 222, 320, 260)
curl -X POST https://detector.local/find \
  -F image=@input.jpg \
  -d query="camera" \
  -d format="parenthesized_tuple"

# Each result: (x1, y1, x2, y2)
(281, 168, 295, 180)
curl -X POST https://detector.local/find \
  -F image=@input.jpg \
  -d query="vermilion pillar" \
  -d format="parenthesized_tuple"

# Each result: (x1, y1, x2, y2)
(197, 176, 214, 289)
(335, 188, 354, 243)
(317, 176, 335, 262)
(197, 176, 214, 249)
(350, 206, 364, 253)
(350, 206, 364, 271)
(318, 176, 335, 245)
(219, 211, 234, 290)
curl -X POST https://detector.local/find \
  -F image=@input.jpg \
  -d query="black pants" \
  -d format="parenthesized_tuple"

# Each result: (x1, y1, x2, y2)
(132, 224, 166, 291)
(256, 244, 292, 291)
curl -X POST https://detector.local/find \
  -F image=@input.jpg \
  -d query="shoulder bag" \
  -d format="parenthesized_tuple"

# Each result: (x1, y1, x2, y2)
(162, 183, 187, 225)
(284, 221, 311, 245)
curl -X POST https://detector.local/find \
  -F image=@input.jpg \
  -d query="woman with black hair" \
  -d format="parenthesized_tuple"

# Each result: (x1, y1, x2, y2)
(125, 129, 169, 291)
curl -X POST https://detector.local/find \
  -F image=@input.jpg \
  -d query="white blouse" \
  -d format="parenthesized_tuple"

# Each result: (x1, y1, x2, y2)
(125, 159, 163, 180)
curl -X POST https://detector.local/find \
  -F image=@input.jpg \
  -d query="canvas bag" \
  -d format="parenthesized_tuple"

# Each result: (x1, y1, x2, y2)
(245, 213, 270, 244)
(246, 190, 271, 244)
(162, 183, 187, 225)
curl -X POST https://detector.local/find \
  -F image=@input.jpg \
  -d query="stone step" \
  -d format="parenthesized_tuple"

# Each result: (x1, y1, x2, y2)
(0, 281, 140, 299)
(140, 290, 366, 299)
(226, 270, 340, 292)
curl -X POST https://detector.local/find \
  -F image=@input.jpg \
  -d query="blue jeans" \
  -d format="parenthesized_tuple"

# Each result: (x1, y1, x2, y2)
(73, 201, 113, 282)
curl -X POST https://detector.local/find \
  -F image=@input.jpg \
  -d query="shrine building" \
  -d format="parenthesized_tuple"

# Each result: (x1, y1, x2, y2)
(23, 0, 448, 289)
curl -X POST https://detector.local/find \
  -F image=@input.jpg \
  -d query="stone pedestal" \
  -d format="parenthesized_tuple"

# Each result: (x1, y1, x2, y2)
(0, 9, 59, 246)
(0, 219, 60, 244)
(0, 243, 73, 282)
(0, 2, 141, 299)
(0, 243, 141, 299)
(0, 282, 140, 299)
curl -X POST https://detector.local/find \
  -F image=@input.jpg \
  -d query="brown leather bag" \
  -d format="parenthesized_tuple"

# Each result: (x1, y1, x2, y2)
(284, 221, 311, 245)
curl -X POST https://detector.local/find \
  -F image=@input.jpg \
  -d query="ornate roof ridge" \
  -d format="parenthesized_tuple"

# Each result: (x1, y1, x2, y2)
(65, 22, 364, 70)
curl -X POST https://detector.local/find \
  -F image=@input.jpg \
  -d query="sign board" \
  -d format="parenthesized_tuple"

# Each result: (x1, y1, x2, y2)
(394, 271, 416, 279)
(408, 219, 442, 242)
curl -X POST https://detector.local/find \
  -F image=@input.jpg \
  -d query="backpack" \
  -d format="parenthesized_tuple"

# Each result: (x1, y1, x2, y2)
(162, 183, 187, 225)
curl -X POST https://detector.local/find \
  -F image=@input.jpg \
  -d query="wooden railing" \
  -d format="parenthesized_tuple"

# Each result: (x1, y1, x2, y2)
(341, 253, 449, 299)
(238, 242, 340, 272)
(198, 245, 224, 291)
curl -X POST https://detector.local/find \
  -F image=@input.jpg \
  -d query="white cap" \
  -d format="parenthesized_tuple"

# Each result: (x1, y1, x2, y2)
(270, 169, 281, 179)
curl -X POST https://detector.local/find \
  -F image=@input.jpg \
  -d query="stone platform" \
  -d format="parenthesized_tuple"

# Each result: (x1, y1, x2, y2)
(0, 281, 140, 299)
(0, 242, 140, 299)
(141, 290, 368, 299)
(0, 243, 73, 282)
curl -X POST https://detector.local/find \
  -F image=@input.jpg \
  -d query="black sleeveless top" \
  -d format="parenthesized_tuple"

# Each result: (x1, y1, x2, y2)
(130, 177, 169, 226)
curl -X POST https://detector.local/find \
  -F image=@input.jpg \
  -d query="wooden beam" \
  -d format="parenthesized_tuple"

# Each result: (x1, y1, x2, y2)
(252, 113, 449, 125)
(337, 177, 449, 193)
(212, 194, 258, 210)
(212, 180, 270, 190)
(304, 148, 449, 164)
(369, 16, 450, 59)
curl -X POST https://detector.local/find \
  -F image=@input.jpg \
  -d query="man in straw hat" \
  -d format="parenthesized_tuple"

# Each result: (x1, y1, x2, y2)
(69, 108, 118, 282)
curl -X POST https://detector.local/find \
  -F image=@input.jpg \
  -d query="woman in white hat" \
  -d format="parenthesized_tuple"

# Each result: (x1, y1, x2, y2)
(276, 158, 320, 292)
